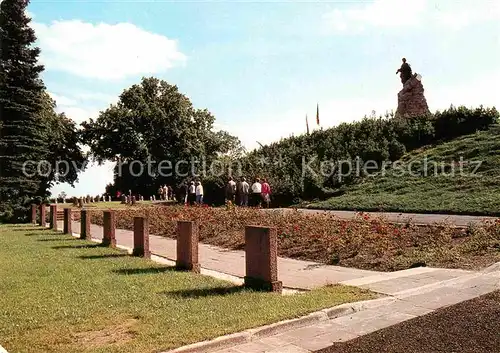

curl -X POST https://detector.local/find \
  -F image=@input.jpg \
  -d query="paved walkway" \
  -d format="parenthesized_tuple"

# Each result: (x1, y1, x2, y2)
(213, 268, 500, 353)
(269, 208, 498, 227)
(63, 221, 499, 353)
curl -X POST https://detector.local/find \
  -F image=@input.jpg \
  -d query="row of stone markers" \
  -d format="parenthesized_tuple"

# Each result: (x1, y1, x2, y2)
(30, 204, 283, 293)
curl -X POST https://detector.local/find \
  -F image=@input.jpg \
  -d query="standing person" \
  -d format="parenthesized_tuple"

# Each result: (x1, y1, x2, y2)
(163, 185, 168, 200)
(240, 177, 249, 206)
(225, 177, 236, 204)
(236, 177, 243, 206)
(181, 182, 188, 204)
(261, 178, 271, 208)
(195, 180, 204, 205)
(167, 185, 174, 201)
(250, 178, 262, 207)
(188, 181, 196, 205)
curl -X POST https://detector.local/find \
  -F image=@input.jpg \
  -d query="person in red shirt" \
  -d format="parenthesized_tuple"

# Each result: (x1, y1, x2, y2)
(261, 178, 271, 208)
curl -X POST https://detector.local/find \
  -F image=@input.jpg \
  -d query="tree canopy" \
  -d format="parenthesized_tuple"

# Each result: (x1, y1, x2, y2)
(0, 0, 86, 221)
(82, 77, 243, 196)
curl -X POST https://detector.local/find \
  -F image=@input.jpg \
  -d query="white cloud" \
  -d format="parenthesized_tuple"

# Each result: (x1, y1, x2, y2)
(50, 161, 116, 197)
(33, 20, 186, 80)
(324, 0, 500, 33)
(323, 0, 427, 32)
(57, 106, 100, 124)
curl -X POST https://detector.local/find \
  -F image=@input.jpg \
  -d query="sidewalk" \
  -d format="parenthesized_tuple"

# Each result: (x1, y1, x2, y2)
(64, 221, 499, 353)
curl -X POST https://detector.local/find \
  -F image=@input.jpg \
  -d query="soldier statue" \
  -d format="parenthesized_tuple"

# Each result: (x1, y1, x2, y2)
(396, 57, 412, 85)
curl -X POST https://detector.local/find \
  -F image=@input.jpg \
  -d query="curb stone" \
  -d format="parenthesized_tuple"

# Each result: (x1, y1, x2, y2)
(160, 296, 390, 353)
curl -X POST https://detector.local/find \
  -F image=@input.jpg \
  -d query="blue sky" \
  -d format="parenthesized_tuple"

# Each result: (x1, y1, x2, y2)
(26, 0, 500, 197)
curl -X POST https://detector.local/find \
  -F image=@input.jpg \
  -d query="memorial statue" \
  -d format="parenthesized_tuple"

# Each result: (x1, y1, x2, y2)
(396, 57, 412, 85)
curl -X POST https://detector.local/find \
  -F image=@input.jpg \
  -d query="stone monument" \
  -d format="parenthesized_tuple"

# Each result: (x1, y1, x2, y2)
(395, 58, 430, 118)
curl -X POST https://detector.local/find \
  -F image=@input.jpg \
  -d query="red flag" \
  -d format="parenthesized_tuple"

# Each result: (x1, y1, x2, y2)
(306, 114, 310, 134)
(316, 103, 320, 125)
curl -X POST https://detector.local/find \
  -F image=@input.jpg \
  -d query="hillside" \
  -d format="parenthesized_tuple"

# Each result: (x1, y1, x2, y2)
(305, 124, 500, 216)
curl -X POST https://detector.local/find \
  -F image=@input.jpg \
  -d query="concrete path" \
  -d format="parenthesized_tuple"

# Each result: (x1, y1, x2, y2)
(267, 208, 498, 227)
(211, 266, 500, 353)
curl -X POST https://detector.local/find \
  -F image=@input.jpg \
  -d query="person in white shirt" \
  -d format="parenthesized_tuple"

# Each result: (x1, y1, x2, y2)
(195, 181, 204, 204)
(250, 178, 262, 207)
(188, 181, 196, 205)
(225, 176, 237, 204)
(240, 177, 249, 206)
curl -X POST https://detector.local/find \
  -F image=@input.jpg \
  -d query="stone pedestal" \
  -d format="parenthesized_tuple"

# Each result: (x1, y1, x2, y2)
(396, 74, 430, 118)
(63, 208, 72, 234)
(38, 204, 46, 227)
(50, 205, 58, 231)
(244, 226, 282, 292)
(102, 211, 116, 247)
(80, 210, 91, 240)
(176, 221, 200, 273)
(31, 204, 37, 224)
(133, 217, 150, 258)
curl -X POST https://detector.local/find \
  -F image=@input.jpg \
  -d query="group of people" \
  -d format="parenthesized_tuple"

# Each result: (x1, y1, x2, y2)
(158, 185, 175, 201)
(151, 177, 272, 207)
(225, 177, 272, 208)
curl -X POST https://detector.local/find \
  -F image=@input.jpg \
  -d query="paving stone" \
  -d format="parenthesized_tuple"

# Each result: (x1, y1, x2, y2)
(214, 349, 242, 353)
(313, 323, 360, 343)
(373, 299, 433, 316)
(293, 336, 333, 351)
(258, 336, 290, 347)
(283, 325, 326, 340)
(330, 308, 384, 326)
(336, 312, 416, 336)
(362, 276, 440, 295)
(400, 288, 477, 310)
(232, 341, 274, 352)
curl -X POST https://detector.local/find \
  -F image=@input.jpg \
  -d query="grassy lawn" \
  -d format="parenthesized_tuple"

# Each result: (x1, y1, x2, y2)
(0, 224, 375, 353)
(306, 125, 500, 216)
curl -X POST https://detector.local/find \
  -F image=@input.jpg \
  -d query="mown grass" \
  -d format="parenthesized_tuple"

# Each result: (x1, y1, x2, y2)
(308, 125, 500, 216)
(0, 224, 375, 353)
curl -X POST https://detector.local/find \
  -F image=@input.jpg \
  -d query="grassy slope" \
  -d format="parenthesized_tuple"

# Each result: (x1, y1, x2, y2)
(307, 125, 500, 216)
(0, 224, 374, 353)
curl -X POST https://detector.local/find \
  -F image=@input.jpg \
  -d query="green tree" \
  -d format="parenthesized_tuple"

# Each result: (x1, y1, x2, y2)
(81, 77, 242, 197)
(0, 0, 48, 221)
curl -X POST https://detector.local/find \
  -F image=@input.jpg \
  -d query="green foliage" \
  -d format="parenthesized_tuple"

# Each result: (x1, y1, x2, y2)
(0, 0, 48, 222)
(309, 124, 500, 215)
(82, 77, 243, 198)
(234, 105, 498, 205)
(0, 1, 86, 222)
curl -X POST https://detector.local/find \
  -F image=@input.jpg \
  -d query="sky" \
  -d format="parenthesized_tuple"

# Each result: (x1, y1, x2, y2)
(23, 0, 500, 197)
